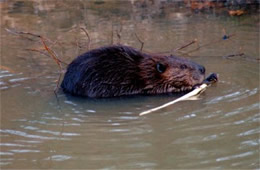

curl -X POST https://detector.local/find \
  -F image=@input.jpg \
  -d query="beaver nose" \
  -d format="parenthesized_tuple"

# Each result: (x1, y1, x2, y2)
(198, 66, 205, 74)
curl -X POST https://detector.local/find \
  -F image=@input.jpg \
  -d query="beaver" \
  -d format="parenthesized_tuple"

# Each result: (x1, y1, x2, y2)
(61, 45, 206, 98)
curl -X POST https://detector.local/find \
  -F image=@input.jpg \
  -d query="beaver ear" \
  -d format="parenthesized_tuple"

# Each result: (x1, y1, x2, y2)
(156, 63, 167, 73)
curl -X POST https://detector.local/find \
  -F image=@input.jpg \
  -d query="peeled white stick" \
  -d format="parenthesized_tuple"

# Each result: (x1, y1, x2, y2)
(139, 84, 208, 116)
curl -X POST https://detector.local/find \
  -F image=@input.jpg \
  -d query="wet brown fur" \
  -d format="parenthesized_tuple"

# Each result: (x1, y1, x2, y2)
(61, 45, 205, 97)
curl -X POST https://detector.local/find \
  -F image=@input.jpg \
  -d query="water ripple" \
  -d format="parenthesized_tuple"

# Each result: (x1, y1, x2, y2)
(0, 73, 15, 79)
(44, 155, 71, 161)
(27, 120, 80, 126)
(22, 126, 39, 130)
(0, 143, 32, 147)
(237, 127, 260, 137)
(206, 88, 259, 104)
(41, 116, 63, 121)
(0, 70, 31, 91)
(0, 129, 70, 141)
(203, 134, 218, 141)
(20, 124, 81, 137)
(240, 139, 260, 147)
(176, 113, 196, 121)
(0, 86, 9, 90)
(15, 140, 42, 144)
(36, 130, 80, 136)
(0, 152, 14, 156)
(9, 77, 30, 83)
(0, 162, 12, 166)
(10, 149, 40, 153)
(207, 91, 241, 104)
(86, 109, 96, 113)
(64, 100, 77, 106)
(225, 103, 259, 117)
(216, 151, 254, 162)
(228, 88, 259, 102)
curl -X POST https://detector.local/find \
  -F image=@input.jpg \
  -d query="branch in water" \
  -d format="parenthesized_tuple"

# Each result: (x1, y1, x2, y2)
(187, 34, 236, 54)
(134, 33, 144, 51)
(173, 39, 197, 52)
(5, 28, 54, 44)
(111, 24, 114, 45)
(80, 27, 91, 50)
(116, 29, 121, 44)
(25, 48, 68, 65)
(116, 21, 123, 44)
(149, 39, 197, 55)
(40, 37, 63, 92)
(224, 52, 244, 58)
(6, 28, 66, 93)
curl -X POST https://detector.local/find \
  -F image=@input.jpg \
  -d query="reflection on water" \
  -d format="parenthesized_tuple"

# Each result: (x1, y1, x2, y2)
(1, 0, 259, 169)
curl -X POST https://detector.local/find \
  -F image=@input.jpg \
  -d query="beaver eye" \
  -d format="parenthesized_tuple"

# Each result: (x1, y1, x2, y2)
(156, 63, 166, 73)
(180, 64, 187, 70)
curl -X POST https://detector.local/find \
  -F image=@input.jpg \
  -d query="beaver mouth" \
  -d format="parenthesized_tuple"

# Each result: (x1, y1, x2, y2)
(168, 86, 193, 93)
(168, 80, 205, 93)
(168, 75, 205, 93)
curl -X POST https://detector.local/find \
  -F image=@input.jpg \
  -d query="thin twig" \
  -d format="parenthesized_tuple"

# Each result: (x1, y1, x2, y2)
(80, 27, 91, 50)
(224, 52, 244, 58)
(6, 28, 70, 93)
(40, 37, 63, 92)
(6, 29, 35, 41)
(6, 28, 67, 64)
(25, 48, 68, 65)
(25, 48, 50, 57)
(5, 28, 55, 44)
(116, 30, 121, 44)
(134, 33, 144, 51)
(116, 21, 123, 44)
(186, 34, 235, 54)
(40, 38, 63, 68)
(148, 39, 197, 55)
(111, 24, 114, 45)
(6, 28, 41, 38)
(173, 39, 197, 52)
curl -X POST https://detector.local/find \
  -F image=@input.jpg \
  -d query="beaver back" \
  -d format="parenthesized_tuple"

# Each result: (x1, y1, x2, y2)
(61, 46, 147, 97)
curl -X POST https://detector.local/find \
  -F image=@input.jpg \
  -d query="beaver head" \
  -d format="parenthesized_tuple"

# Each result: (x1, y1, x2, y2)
(61, 45, 205, 97)
(139, 54, 205, 94)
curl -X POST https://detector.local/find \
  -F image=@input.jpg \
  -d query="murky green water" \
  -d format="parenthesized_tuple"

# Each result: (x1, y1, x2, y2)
(0, 0, 259, 169)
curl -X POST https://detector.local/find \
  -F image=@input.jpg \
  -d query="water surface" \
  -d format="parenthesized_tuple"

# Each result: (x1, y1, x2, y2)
(0, 1, 259, 169)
